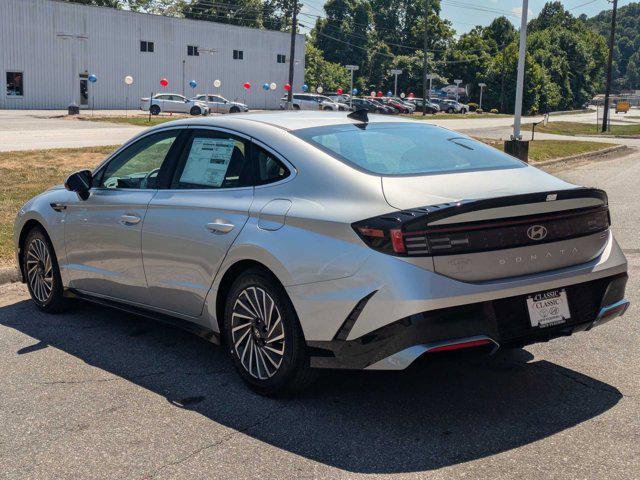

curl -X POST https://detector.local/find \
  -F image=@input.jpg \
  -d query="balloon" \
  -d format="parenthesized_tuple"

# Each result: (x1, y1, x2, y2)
(213, 79, 221, 88)
(243, 82, 251, 90)
(370, 91, 376, 97)
(262, 83, 270, 91)
(189, 80, 197, 89)
(387, 90, 393, 96)
(352, 88, 358, 95)
(284, 84, 291, 92)
(337, 88, 343, 95)
(88, 74, 97, 83)
(316, 86, 323, 93)
(124, 75, 134, 85)
(377, 91, 383, 97)
(160, 78, 168, 87)
(302, 84, 309, 92)
(400, 92, 406, 98)
(269, 82, 277, 90)
(408, 92, 414, 98)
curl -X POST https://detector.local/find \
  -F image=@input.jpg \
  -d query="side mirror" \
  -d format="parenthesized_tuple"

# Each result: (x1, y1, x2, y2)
(65, 170, 92, 200)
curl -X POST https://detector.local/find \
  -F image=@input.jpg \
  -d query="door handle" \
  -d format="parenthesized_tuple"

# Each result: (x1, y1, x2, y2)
(120, 214, 141, 225)
(206, 221, 235, 234)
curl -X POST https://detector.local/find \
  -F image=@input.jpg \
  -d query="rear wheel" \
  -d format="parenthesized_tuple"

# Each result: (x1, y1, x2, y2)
(224, 268, 316, 396)
(22, 228, 67, 313)
(150, 105, 161, 115)
(293, 104, 301, 110)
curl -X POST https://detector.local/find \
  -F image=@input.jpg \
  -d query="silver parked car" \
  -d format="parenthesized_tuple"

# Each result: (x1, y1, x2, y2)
(140, 94, 209, 116)
(280, 93, 340, 111)
(14, 112, 629, 395)
(191, 94, 249, 114)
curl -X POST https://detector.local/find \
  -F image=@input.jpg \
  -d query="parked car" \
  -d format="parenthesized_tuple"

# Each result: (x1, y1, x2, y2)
(406, 97, 439, 114)
(351, 97, 393, 114)
(15, 112, 629, 395)
(280, 93, 340, 111)
(191, 94, 249, 114)
(326, 93, 352, 104)
(140, 94, 209, 116)
(432, 98, 469, 114)
(363, 97, 398, 114)
(392, 97, 417, 113)
(375, 97, 411, 114)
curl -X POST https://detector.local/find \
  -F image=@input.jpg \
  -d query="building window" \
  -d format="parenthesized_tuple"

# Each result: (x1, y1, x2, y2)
(140, 41, 154, 53)
(187, 45, 199, 56)
(233, 49, 243, 60)
(6, 72, 23, 96)
(277, 54, 286, 64)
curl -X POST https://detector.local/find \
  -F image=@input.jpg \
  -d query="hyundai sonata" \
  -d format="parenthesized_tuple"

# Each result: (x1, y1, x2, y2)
(14, 111, 629, 395)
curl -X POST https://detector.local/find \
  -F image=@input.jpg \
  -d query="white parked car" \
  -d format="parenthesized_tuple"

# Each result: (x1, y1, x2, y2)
(191, 94, 249, 114)
(280, 94, 340, 111)
(140, 94, 209, 116)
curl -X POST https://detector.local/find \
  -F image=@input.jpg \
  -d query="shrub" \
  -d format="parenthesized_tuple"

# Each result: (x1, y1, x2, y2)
(468, 102, 478, 111)
(490, 108, 499, 114)
(476, 108, 484, 114)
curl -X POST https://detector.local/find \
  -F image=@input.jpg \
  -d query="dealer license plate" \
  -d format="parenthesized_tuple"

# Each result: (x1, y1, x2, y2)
(526, 289, 571, 328)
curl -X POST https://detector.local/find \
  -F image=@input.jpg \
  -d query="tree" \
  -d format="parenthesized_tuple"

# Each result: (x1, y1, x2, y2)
(304, 44, 351, 91)
(182, 0, 264, 28)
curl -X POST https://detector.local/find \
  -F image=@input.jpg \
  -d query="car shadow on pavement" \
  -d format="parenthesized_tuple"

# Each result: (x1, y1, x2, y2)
(1, 299, 622, 474)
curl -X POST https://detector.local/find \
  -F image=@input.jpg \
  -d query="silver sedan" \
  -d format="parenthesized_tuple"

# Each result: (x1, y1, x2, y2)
(14, 111, 629, 395)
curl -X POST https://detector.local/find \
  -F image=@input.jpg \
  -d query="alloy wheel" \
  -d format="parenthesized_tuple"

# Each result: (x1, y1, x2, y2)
(231, 287, 286, 380)
(26, 238, 53, 303)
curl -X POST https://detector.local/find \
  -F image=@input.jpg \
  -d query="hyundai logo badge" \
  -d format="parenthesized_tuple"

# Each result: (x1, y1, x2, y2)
(527, 225, 548, 241)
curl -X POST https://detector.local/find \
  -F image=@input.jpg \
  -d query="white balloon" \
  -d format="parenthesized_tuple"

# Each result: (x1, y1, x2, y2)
(400, 92, 406, 98)
(316, 86, 323, 93)
(213, 79, 222, 88)
(269, 82, 277, 91)
(124, 75, 134, 85)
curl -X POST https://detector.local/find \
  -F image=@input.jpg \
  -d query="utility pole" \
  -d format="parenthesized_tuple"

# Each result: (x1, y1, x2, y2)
(422, 0, 430, 116)
(602, 0, 618, 133)
(287, 0, 299, 107)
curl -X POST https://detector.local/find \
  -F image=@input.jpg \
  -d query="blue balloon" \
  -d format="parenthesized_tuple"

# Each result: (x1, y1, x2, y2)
(262, 83, 270, 91)
(189, 80, 197, 88)
(88, 74, 97, 83)
(386, 90, 393, 96)
(352, 88, 358, 95)
(302, 84, 309, 92)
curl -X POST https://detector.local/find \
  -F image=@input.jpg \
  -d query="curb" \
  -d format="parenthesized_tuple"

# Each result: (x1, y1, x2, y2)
(0, 266, 21, 285)
(531, 145, 629, 167)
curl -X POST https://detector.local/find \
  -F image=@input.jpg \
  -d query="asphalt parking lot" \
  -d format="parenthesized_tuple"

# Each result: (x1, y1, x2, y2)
(1, 151, 639, 479)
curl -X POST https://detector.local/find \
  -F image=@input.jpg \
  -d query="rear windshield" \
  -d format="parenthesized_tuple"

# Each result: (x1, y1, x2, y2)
(293, 123, 524, 176)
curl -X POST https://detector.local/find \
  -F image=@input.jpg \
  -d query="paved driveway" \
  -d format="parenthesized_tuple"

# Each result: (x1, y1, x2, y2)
(0, 135, 639, 480)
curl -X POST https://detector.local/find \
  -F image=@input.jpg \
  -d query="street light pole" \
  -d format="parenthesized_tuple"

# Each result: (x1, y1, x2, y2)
(512, 0, 529, 140)
(390, 69, 402, 97)
(602, 0, 618, 133)
(478, 82, 486, 111)
(345, 65, 359, 109)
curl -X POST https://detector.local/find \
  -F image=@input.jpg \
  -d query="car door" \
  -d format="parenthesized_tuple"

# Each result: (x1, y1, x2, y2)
(141, 128, 254, 320)
(64, 128, 184, 304)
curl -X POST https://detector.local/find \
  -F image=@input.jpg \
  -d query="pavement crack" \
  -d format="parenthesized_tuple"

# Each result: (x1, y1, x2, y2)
(140, 407, 279, 479)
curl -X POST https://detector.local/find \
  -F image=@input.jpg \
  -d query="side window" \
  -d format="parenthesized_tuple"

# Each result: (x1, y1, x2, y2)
(98, 131, 179, 189)
(254, 146, 290, 185)
(171, 131, 251, 189)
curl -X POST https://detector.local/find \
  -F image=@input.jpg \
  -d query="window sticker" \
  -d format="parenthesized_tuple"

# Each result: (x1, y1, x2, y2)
(180, 138, 237, 187)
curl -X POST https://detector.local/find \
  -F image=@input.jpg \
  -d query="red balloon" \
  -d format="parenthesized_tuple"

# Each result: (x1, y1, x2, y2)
(243, 82, 251, 90)
(284, 83, 291, 91)
(160, 78, 168, 87)
(408, 92, 414, 98)
(377, 91, 383, 97)
(337, 88, 343, 95)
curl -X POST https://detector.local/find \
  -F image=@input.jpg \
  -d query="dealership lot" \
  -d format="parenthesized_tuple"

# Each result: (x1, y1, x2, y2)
(0, 150, 638, 479)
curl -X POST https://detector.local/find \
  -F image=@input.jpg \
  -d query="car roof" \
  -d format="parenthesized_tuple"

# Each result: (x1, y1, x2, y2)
(148, 111, 421, 132)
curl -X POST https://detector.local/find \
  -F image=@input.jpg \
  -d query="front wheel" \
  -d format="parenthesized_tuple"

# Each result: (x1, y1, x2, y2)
(229, 106, 240, 113)
(190, 106, 202, 116)
(22, 227, 67, 313)
(150, 105, 161, 115)
(224, 268, 317, 396)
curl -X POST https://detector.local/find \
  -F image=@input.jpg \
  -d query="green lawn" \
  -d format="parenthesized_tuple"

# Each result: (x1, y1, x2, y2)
(522, 121, 640, 137)
(480, 139, 617, 163)
(81, 115, 184, 127)
(407, 112, 512, 120)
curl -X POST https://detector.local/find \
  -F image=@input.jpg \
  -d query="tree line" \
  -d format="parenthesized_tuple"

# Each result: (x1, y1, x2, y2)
(66, 0, 640, 113)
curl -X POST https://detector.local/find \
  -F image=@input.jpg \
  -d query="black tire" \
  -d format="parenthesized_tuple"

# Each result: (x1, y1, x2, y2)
(150, 105, 161, 115)
(322, 106, 332, 111)
(224, 268, 317, 396)
(190, 106, 202, 116)
(22, 227, 67, 313)
(229, 106, 240, 113)
(447, 108, 455, 114)
(293, 104, 301, 110)
(461, 108, 467, 114)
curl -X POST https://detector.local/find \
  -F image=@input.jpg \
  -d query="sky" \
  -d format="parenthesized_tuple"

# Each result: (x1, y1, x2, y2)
(299, 0, 635, 35)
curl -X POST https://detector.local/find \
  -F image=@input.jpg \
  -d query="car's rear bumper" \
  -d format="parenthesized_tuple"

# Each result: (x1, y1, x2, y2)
(307, 273, 629, 370)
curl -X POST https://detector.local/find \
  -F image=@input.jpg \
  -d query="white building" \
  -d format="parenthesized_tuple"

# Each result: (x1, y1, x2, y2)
(0, 0, 305, 110)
